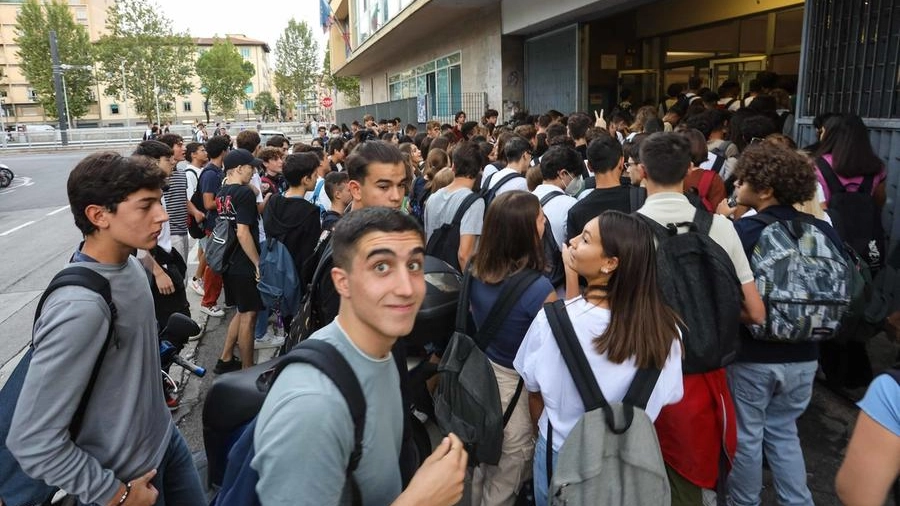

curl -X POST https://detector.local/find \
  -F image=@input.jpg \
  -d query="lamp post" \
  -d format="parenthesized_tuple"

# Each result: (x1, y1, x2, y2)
(59, 64, 92, 129)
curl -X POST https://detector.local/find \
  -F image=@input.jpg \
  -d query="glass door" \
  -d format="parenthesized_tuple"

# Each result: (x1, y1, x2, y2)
(709, 56, 767, 97)
(617, 70, 659, 109)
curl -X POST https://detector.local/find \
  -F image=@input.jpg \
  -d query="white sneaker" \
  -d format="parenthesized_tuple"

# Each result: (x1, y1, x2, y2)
(254, 332, 285, 349)
(199, 305, 225, 318)
(189, 277, 205, 296)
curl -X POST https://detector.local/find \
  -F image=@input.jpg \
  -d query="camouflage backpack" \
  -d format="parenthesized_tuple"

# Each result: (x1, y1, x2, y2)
(748, 214, 851, 342)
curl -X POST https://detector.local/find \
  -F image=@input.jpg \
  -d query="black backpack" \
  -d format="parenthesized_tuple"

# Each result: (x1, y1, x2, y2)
(540, 191, 566, 288)
(816, 157, 885, 271)
(0, 266, 116, 506)
(425, 192, 481, 272)
(434, 268, 542, 466)
(287, 236, 335, 353)
(481, 171, 524, 208)
(205, 339, 365, 505)
(637, 210, 742, 374)
(185, 167, 206, 239)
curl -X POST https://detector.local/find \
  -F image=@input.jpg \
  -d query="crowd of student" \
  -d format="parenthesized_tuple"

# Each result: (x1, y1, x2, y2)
(1, 71, 898, 506)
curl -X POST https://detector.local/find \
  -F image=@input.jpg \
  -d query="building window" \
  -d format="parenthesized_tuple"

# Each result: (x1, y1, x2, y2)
(389, 52, 461, 119)
(240, 47, 250, 58)
(244, 83, 254, 94)
(26, 88, 37, 101)
(110, 104, 119, 114)
(183, 101, 192, 112)
(244, 100, 254, 110)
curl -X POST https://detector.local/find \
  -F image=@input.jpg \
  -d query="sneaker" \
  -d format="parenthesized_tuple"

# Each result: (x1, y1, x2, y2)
(199, 305, 225, 318)
(165, 390, 180, 411)
(189, 277, 205, 296)
(213, 358, 242, 374)
(254, 332, 285, 350)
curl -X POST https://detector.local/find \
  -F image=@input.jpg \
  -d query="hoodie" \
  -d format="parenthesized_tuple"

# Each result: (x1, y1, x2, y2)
(263, 193, 322, 277)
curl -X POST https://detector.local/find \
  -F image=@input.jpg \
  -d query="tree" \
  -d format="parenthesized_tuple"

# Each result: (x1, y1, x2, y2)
(253, 91, 278, 122)
(195, 39, 254, 120)
(274, 19, 319, 107)
(15, 0, 94, 121)
(94, 0, 195, 123)
(322, 47, 360, 107)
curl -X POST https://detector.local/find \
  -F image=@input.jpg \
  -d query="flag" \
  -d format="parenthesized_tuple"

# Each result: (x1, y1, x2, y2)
(320, 0, 333, 33)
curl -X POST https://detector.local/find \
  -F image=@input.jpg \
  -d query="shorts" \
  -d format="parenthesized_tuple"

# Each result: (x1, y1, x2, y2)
(223, 273, 264, 313)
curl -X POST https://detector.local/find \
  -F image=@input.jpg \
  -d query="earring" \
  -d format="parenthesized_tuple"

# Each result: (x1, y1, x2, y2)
(601, 268, 610, 274)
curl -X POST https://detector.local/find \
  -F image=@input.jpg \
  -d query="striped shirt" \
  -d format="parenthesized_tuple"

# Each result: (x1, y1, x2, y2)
(164, 167, 189, 235)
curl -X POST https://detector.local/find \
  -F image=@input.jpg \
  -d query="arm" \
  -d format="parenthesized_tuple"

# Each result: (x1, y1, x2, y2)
(835, 410, 900, 506)
(391, 433, 467, 506)
(528, 392, 545, 436)
(7, 293, 131, 506)
(236, 223, 260, 276)
(141, 253, 174, 295)
(203, 192, 216, 211)
(740, 281, 766, 325)
(187, 200, 205, 222)
(458, 234, 476, 271)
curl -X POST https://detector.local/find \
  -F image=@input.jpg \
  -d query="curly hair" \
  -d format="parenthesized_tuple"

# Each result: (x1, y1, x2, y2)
(735, 143, 816, 206)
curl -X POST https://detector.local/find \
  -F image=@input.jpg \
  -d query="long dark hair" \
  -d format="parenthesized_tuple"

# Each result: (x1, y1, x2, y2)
(815, 113, 883, 178)
(472, 191, 545, 284)
(588, 211, 681, 369)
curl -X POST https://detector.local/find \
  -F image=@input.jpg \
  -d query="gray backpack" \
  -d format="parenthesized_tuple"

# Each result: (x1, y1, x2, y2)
(748, 214, 851, 342)
(545, 300, 670, 506)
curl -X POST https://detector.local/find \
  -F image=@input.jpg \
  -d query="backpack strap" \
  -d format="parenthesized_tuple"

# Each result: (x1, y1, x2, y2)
(629, 186, 647, 213)
(815, 157, 846, 196)
(489, 173, 523, 196)
(621, 368, 661, 411)
(473, 269, 543, 351)
(635, 212, 670, 241)
(710, 154, 726, 175)
(539, 191, 565, 207)
(36, 266, 117, 437)
(263, 339, 366, 502)
(691, 208, 714, 235)
(311, 178, 326, 205)
(453, 269, 474, 333)
(450, 192, 482, 227)
(544, 300, 606, 411)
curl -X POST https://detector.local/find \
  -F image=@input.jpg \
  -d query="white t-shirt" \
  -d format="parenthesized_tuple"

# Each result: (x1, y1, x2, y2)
(184, 163, 204, 199)
(250, 172, 266, 242)
(158, 194, 172, 252)
(532, 184, 576, 249)
(485, 167, 528, 196)
(514, 297, 684, 452)
(305, 176, 333, 214)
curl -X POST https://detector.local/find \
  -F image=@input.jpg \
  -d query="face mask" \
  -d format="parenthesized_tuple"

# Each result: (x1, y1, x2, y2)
(565, 173, 584, 197)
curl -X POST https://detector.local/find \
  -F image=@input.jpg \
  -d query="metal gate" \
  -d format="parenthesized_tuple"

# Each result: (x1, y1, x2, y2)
(525, 25, 579, 114)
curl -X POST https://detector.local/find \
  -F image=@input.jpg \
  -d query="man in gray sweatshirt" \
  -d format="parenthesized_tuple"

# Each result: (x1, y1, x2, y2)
(7, 152, 205, 506)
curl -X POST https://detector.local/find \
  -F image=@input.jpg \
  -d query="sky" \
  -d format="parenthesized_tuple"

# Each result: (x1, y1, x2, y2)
(152, 0, 328, 59)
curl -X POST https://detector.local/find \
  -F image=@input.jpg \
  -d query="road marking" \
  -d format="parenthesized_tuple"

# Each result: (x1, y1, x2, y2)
(47, 205, 69, 216)
(0, 176, 33, 195)
(0, 220, 35, 236)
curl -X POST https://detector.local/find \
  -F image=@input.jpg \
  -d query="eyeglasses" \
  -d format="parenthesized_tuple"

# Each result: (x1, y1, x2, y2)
(749, 137, 765, 145)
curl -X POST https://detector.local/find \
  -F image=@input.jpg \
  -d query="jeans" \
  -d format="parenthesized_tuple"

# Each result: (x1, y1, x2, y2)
(532, 434, 558, 506)
(255, 307, 269, 338)
(149, 428, 207, 506)
(726, 361, 817, 506)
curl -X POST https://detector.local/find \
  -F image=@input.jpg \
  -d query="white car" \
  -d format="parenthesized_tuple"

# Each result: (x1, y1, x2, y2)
(258, 130, 290, 147)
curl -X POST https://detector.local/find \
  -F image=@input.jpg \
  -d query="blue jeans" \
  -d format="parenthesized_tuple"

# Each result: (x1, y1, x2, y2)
(726, 361, 817, 506)
(148, 428, 206, 506)
(255, 307, 269, 338)
(533, 433, 558, 506)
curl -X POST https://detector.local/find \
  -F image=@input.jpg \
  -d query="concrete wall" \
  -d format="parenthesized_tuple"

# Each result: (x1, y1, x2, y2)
(356, 3, 503, 115)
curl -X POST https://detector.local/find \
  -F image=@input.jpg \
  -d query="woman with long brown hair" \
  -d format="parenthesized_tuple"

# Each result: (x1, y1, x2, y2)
(514, 210, 684, 506)
(467, 190, 557, 506)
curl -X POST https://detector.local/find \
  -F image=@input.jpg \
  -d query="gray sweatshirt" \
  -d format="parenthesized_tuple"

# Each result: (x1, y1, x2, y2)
(7, 256, 172, 505)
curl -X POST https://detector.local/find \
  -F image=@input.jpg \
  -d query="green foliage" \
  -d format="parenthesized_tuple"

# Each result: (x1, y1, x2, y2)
(322, 47, 359, 107)
(253, 91, 278, 122)
(14, 0, 94, 120)
(195, 39, 255, 118)
(274, 19, 319, 106)
(94, 0, 195, 123)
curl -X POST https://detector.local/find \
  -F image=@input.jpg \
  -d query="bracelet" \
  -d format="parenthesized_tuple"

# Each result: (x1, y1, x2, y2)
(116, 481, 132, 506)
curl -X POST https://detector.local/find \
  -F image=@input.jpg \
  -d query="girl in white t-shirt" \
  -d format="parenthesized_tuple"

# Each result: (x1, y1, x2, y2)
(513, 210, 685, 506)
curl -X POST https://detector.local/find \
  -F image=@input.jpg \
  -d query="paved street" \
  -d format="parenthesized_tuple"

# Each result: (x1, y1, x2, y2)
(0, 149, 895, 505)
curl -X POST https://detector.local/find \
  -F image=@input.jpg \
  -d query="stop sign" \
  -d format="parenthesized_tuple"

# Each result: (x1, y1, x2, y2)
(321, 96, 333, 108)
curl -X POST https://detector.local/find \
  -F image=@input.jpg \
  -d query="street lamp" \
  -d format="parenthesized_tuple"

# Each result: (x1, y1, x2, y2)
(59, 64, 91, 129)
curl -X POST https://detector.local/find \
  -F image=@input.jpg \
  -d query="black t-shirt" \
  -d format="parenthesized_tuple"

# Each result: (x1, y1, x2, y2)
(566, 185, 634, 241)
(216, 183, 259, 276)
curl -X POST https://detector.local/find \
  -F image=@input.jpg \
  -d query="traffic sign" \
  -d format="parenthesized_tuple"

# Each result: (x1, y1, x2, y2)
(322, 97, 333, 108)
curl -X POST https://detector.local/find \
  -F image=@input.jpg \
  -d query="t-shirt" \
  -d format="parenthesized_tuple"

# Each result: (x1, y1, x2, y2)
(470, 273, 554, 369)
(566, 185, 634, 241)
(250, 172, 266, 243)
(306, 176, 332, 215)
(485, 167, 528, 196)
(423, 187, 485, 242)
(253, 320, 403, 505)
(637, 192, 754, 285)
(513, 297, 684, 452)
(732, 205, 843, 364)
(815, 154, 887, 203)
(163, 167, 188, 235)
(857, 373, 900, 437)
(199, 162, 224, 232)
(184, 164, 203, 200)
(216, 183, 259, 277)
(533, 184, 577, 250)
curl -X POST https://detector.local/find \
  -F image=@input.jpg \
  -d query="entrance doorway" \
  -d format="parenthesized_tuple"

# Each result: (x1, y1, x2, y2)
(710, 56, 767, 96)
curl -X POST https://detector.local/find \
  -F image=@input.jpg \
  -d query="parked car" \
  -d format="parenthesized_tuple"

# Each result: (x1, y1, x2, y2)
(258, 130, 291, 147)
